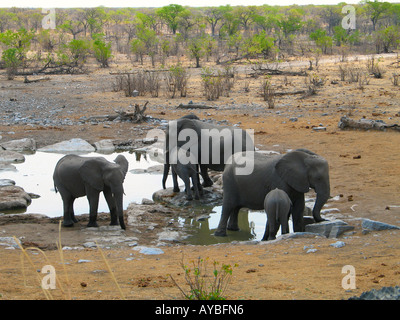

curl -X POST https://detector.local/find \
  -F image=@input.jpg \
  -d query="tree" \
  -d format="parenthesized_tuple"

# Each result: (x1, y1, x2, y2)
(310, 28, 333, 54)
(58, 20, 84, 39)
(364, 0, 392, 31)
(92, 33, 113, 67)
(156, 4, 185, 35)
(187, 35, 206, 68)
(131, 26, 159, 66)
(373, 25, 400, 52)
(0, 28, 34, 79)
(204, 6, 225, 36)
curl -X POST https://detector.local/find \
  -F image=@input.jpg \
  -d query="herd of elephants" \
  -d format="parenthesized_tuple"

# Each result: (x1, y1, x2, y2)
(53, 114, 330, 241)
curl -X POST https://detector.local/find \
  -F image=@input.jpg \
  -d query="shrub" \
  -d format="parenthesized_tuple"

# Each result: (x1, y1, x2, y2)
(170, 257, 238, 300)
(92, 34, 113, 68)
(166, 64, 189, 98)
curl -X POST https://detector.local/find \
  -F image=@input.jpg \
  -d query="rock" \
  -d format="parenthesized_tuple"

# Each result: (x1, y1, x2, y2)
(0, 186, 32, 211)
(141, 198, 154, 205)
(350, 286, 400, 300)
(0, 150, 25, 163)
(38, 138, 95, 153)
(152, 187, 223, 207)
(0, 138, 36, 152)
(330, 241, 346, 248)
(312, 126, 327, 132)
(77, 259, 92, 263)
(0, 163, 17, 171)
(0, 236, 21, 249)
(361, 218, 400, 231)
(305, 219, 354, 238)
(0, 179, 15, 187)
(133, 246, 164, 255)
(94, 139, 115, 154)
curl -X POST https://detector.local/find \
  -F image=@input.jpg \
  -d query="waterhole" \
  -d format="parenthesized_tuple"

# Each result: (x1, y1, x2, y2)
(0, 150, 296, 243)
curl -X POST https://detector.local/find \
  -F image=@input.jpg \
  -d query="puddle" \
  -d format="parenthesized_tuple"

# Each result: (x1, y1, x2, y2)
(182, 206, 294, 244)
(0, 151, 164, 217)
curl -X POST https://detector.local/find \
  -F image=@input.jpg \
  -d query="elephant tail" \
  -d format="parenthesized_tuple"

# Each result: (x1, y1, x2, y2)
(54, 183, 58, 193)
(162, 163, 170, 189)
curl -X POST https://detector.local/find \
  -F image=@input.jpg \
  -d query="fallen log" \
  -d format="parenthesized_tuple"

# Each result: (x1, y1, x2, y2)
(24, 76, 51, 83)
(87, 102, 149, 123)
(338, 116, 400, 132)
(176, 103, 216, 110)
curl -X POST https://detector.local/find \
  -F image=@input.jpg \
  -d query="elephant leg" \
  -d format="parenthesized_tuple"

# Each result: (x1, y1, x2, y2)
(183, 176, 193, 200)
(200, 165, 213, 187)
(191, 174, 201, 200)
(292, 196, 305, 232)
(214, 203, 236, 237)
(104, 188, 118, 226)
(86, 189, 100, 228)
(262, 219, 270, 241)
(172, 169, 180, 192)
(227, 207, 240, 231)
(58, 186, 75, 227)
(70, 198, 78, 223)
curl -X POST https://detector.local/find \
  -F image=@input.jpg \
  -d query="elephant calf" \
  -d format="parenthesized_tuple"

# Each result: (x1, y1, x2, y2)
(53, 154, 129, 229)
(163, 148, 202, 200)
(263, 188, 292, 241)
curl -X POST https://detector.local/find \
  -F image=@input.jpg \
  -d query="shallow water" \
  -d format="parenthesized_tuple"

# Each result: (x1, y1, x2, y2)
(0, 151, 163, 217)
(0, 150, 294, 243)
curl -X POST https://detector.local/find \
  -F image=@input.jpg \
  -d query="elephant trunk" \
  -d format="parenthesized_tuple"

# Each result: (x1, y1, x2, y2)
(114, 191, 125, 230)
(312, 189, 330, 222)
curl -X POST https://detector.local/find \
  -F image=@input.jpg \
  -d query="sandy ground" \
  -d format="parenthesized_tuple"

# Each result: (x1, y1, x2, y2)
(0, 54, 400, 300)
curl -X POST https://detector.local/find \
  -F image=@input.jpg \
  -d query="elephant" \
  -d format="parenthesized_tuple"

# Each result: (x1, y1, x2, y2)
(53, 154, 129, 229)
(262, 188, 292, 241)
(163, 117, 254, 192)
(164, 147, 203, 200)
(214, 149, 330, 237)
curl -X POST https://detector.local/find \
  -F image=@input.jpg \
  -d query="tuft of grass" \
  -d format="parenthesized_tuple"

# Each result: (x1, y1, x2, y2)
(169, 256, 238, 300)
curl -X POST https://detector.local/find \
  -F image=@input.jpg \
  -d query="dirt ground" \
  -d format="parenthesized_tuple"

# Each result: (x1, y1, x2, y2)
(0, 53, 400, 300)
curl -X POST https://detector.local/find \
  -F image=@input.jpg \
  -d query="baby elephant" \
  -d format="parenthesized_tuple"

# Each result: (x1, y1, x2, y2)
(162, 148, 202, 200)
(53, 154, 129, 229)
(262, 188, 292, 241)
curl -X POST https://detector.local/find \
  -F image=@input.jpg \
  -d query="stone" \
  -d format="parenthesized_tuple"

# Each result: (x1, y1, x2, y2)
(350, 286, 400, 300)
(0, 179, 15, 187)
(0, 163, 17, 171)
(330, 241, 346, 248)
(0, 138, 36, 152)
(94, 139, 115, 154)
(38, 138, 95, 153)
(134, 246, 164, 255)
(152, 187, 223, 207)
(0, 150, 25, 163)
(361, 219, 400, 231)
(305, 219, 354, 238)
(0, 236, 21, 249)
(0, 186, 32, 211)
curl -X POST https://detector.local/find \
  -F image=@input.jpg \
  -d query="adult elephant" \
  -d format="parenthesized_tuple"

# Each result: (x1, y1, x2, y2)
(214, 149, 330, 237)
(53, 154, 129, 229)
(162, 118, 254, 191)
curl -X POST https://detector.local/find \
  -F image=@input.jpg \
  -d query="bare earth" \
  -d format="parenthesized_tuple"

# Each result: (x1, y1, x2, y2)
(0, 54, 399, 300)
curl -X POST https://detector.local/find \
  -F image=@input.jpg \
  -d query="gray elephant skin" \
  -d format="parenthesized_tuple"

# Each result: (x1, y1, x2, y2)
(214, 149, 330, 237)
(53, 154, 129, 229)
(164, 147, 203, 200)
(263, 188, 292, 241)
(163, 117, 254, 191)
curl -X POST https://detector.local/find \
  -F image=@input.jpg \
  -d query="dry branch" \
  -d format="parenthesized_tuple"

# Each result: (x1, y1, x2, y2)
(176, 103, 216, 110)
(338, 116, 400, 132)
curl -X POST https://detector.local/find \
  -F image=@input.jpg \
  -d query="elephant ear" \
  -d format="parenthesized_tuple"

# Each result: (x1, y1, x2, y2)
(275, 151, 310, 193)
(79, 159, 104, 191)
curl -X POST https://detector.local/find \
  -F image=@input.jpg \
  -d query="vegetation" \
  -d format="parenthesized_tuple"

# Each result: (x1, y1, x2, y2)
(170, 257, 238, 300)
(0, 2, 399, 79)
